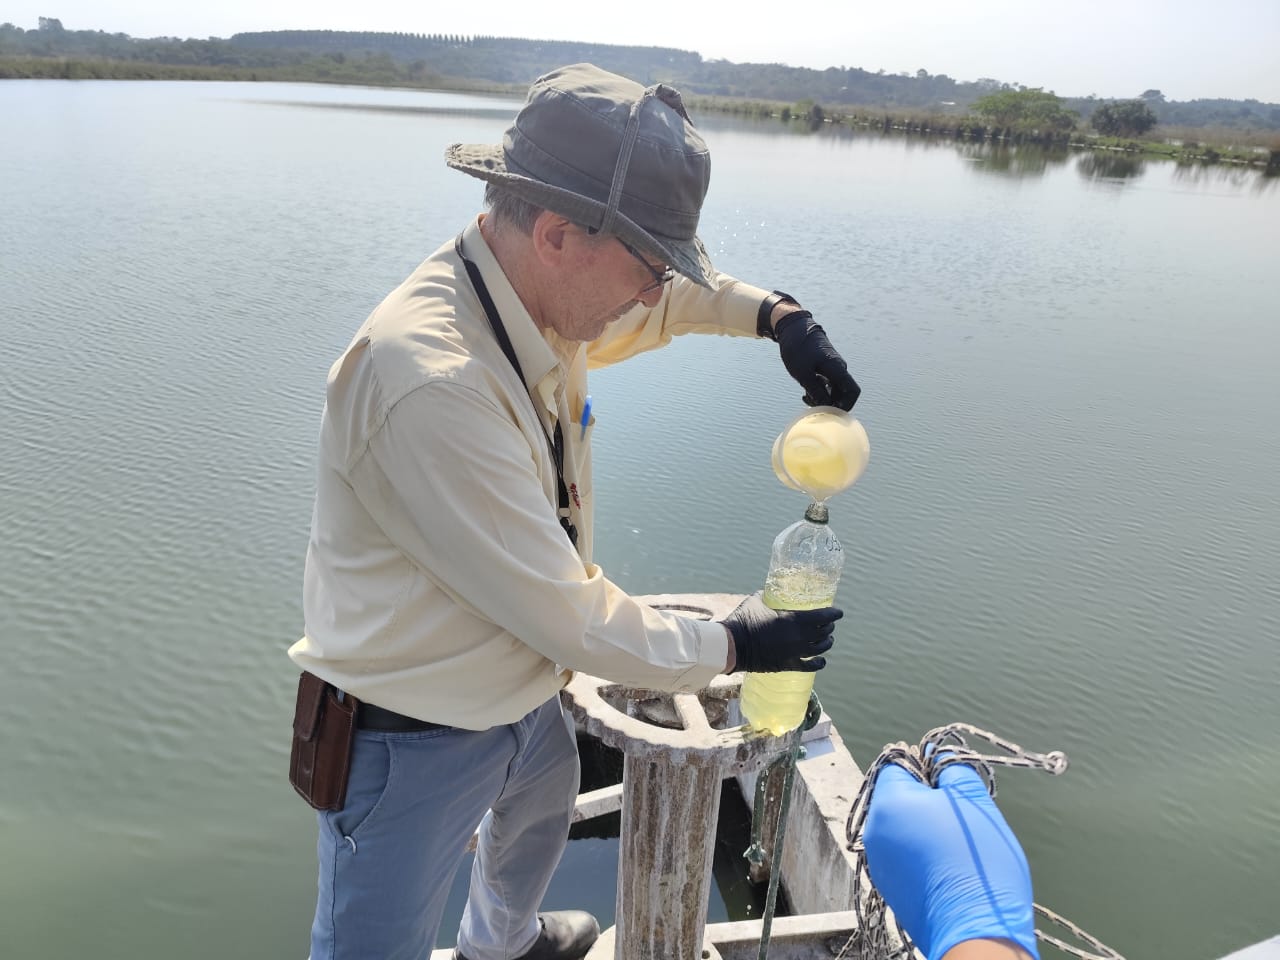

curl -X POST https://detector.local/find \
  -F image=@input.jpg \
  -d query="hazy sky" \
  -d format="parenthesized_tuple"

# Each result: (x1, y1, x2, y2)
(9, 0, 1279, 102)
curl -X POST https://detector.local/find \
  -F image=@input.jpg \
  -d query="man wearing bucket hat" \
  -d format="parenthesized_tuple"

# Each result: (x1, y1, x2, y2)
(289, 63, 860, 960)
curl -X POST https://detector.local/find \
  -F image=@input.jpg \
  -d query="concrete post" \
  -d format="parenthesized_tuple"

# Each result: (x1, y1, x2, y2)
(563, 594, 796, 960)
(615, 754, 724, 959)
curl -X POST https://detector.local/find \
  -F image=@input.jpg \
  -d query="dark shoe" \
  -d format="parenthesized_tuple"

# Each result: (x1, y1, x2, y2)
(454, 911, 600, 960)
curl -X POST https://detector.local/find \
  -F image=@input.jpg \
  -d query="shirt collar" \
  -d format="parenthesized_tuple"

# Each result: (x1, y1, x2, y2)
(460, 217, 560, 399)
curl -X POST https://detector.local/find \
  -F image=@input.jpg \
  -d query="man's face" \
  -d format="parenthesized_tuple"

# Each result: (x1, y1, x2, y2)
(546, 229, 672, 342)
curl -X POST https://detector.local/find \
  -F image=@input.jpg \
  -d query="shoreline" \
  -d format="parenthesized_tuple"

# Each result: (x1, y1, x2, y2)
(6, 62, 1277, 173)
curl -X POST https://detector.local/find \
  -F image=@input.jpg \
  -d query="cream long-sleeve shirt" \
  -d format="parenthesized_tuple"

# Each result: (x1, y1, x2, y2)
(289, 217, 770, 730)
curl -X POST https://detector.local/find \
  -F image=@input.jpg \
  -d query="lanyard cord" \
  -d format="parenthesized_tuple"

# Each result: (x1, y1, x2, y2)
(454, 235, 579, 550)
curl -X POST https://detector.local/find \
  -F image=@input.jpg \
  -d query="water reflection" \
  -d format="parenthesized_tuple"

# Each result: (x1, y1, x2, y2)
(697, 112, 1277, 192)
(252, 99, 520, 119)
(1172, 158, 1278, 194)
(1077, 151, 1147, 182)
(696, 113, 864, 142)
(955, 142, 1071, 179)
(698, 114, 968, 154)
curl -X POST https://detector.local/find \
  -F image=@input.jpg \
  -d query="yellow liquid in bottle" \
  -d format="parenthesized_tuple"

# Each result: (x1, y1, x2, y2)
(777, 412, 868, 501)
(740, 568, 838, 736)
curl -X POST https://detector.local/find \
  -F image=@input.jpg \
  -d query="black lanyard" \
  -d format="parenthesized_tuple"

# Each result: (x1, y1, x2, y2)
(454, 234, 578, 550)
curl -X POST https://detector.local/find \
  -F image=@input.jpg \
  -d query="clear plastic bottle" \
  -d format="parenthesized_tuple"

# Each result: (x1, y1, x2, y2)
(740, 501, 844, 736)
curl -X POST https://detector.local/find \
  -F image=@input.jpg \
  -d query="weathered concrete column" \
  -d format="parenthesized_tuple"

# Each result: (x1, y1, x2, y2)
(564, 593, 795, 960)
(615, 753, 723, 958)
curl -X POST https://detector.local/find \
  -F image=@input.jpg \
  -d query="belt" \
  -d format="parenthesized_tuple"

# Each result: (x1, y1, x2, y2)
(355, 698, 450, 733)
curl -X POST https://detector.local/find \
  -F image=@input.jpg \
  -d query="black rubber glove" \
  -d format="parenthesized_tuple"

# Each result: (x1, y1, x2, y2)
(775, 311, 862, 411)
(721, 593, 842, 673)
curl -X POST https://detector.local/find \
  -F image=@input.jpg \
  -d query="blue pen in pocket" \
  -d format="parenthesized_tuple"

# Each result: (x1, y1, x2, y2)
(579, 395, 592, 441)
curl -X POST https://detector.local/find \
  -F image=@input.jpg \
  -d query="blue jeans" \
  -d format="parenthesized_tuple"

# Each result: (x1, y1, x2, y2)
(309, 697, 581, 960)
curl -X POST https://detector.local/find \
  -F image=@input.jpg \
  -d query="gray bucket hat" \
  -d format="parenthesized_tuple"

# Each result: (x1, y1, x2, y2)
(446, 63, 715, 288)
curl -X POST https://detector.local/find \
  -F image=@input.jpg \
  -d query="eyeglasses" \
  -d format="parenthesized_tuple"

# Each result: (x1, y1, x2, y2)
(617, 238, 675, 295)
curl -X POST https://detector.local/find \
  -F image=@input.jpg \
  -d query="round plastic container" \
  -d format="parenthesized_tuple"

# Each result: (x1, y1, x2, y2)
(771, 407, 870, 501)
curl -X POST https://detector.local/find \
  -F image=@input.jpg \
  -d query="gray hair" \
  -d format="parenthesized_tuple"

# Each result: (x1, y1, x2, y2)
(484, 183, 545, 235)
(483, 183, 608, 250)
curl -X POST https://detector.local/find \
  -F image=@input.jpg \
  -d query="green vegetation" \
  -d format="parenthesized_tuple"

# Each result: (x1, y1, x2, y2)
(970, 88, 1078, 131)
(1091, 100, 1158, 136)
(679, 94, 1277, 171)
(5, 19, 1279, 130)
(0, 51, 512, 91)
(4, 18, 1277, 172)
(0, 20, 515, 90)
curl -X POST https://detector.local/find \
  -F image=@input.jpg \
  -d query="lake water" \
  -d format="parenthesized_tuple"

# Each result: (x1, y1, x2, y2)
(2, 79, 1277, 960)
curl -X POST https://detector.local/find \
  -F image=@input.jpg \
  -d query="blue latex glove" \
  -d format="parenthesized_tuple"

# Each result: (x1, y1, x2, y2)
(862, 762, 1040, 960)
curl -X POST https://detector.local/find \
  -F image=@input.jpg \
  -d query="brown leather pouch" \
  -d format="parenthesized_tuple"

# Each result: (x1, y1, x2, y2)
(289, 671, 358, 811)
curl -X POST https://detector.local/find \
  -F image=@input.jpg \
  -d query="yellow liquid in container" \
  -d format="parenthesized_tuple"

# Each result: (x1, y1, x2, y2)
(772, 410, 869, 501)
(740, 568, 838, 736)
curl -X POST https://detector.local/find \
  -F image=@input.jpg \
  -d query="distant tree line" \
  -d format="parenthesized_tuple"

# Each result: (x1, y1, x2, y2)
(968, 88, 1161, 138)
(3, 20, 1278, 133)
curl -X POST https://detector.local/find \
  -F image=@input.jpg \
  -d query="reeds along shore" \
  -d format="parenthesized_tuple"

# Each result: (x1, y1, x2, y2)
(684, 96, 1280, 170)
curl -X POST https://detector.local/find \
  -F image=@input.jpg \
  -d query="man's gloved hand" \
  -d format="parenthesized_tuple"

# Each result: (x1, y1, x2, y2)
(863, 762, 1040, 960)
(775, 311, 861, 411)
(721, 593, 841, 673)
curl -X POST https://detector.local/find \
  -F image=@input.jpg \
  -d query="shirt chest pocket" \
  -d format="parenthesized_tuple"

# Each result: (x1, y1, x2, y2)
(570, 415, 594, 476)
(561, 414, 593, 525)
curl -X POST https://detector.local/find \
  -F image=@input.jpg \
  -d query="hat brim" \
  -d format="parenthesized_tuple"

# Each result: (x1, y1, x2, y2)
(447, 143, 716, 290)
